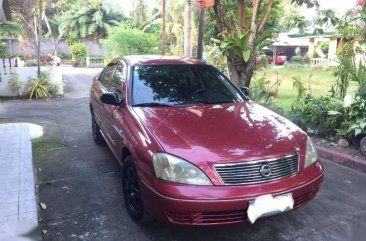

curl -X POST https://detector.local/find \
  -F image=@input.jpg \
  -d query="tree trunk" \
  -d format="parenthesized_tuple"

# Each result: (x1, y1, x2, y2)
(227, 55, 255, 87)
(37, 0, 43, 78)
(161, 0, 166, 55)
(2, 0, 11, 20)
(237, 0, 245, 31)
(213, 0, 275, 87)
(184, 0, 192, 57)
(197, 8, 205, 60)
(242, 57, 256, 87)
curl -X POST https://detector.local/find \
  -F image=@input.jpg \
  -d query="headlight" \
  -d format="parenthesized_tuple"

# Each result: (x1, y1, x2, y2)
(304, 137, 318, 168)
(153, 153, 212, 185)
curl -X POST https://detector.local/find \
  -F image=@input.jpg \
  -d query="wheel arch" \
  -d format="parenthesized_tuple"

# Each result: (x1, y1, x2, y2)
(121, 147, 132, 163)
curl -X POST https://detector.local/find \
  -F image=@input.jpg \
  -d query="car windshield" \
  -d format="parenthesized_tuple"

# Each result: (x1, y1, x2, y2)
(132, 65, 244, 106)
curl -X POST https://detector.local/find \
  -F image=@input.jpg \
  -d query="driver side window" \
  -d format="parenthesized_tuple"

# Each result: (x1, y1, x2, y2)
(99, 64, 115, 89)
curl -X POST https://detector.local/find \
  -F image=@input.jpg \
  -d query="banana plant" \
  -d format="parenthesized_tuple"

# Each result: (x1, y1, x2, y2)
(212, 27, 274, 63)
(212, 31, 251, 62)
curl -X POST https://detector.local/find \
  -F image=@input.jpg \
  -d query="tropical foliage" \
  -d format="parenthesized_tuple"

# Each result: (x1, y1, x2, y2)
(206, 0, 315, 87)
(25, 72, 59, 99)
(70, 43, 88, 62)
(0, 21, 22, 38)
(102, 25, 158, 56)
(8, 72, 22, 96)
(58, 0, 124, 40)
(249, 71, 281, 105)
(289, 94, 366, 139)
(283, 0, 366, 146)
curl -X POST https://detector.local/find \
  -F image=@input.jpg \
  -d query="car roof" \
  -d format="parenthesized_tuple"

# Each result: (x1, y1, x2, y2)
(112, 55, 206, 66)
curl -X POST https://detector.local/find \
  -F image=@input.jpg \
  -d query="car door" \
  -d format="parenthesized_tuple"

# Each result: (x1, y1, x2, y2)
(104, 62, 127, 157)
(92, 63, 116, 144)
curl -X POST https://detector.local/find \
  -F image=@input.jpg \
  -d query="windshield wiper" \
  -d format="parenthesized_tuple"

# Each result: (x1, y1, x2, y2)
(133, 102, 174, 107)
(192, 100, 234, 105)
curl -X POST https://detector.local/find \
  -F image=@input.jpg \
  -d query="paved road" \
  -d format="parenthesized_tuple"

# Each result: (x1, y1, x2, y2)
(62, 67, 102, 98)
(0, 70, 365, 241)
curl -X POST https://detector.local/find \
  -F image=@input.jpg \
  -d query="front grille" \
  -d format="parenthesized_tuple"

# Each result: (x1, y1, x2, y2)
(166, 210, 247, 225)
(214, 154, 299, 185)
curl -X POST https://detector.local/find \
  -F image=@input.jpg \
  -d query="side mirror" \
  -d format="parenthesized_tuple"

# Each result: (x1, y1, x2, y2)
(100, 92, 121, 106)
(240, 87, 250, 97)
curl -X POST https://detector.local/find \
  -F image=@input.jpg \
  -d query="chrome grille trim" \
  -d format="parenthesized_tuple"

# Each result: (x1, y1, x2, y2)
(214, 154, 299, 185)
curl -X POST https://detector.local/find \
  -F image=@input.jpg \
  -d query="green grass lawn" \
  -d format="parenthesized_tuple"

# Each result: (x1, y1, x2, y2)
(253, 66, 338, 112)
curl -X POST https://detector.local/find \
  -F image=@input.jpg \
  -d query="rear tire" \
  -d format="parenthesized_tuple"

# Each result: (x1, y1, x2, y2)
(122, 156, 150, 222)
(91, 112, 105, 145)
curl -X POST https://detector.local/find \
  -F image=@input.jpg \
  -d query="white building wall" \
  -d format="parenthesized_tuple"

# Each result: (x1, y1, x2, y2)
(0, 59, 63, 97)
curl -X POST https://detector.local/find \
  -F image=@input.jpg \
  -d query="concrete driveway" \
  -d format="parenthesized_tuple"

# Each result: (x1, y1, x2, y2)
(0, 69, 365, 241)
(62, 67, 102, 98)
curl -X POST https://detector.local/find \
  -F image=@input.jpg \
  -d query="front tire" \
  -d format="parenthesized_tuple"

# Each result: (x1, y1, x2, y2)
(122, 156, 148, 222)
(91, 112, 105, 145)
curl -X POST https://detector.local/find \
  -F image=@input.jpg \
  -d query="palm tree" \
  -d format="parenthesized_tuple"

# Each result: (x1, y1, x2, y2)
(58, 1, 124, 40)
(166, 1, 185, 55)
(161, 0, 166, 55)
(184, 0, 192, 57)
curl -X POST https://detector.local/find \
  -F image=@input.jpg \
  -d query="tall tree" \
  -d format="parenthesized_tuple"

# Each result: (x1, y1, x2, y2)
(212, 0, 317, 87)
(36, 0, 45, 77)
(161, 0, 166, 54)
(132, 0, 148, 29)
(166, 0, 185, 55)
(184, 0, 192, 57)
(9, 0, 36, 39)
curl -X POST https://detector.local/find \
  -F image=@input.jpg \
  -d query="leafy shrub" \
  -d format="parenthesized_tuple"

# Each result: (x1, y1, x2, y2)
(320, 41, 329, 55)
(58, 53, 72, 59)
(102, 26, 158, 56)
(250, 72, 281, 105)
(0, 21, 22, 38)
(289, 94, 366, 138)
(204, 45, 228, 74)
(70, 43, 88, 62)
(0, 41, 9, 58)
(334, 52, 366, 99)
(25, 72, 58, 99)
(333, 95, 366, 137)
(313, 52, 321, 58)
(292, 77, 307, 108)
(259, 55, 269, 68)
(24, 59, 38, 67)
(303, 53, 311, 64)
(289, 96, 343, 136)
(8, 72, 22, 96)
(291, 56, 304, 63)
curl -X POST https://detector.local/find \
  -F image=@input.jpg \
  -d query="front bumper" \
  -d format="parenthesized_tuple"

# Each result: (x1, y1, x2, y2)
(140, 161, 324, 226)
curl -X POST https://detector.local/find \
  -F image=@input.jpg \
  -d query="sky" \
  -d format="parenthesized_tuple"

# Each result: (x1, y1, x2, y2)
(302, 0, 357, 20)
(105, 0, 158, 16)
(106, 0, 357, 19)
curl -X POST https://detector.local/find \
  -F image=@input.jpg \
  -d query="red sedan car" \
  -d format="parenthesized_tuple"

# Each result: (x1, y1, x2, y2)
(89, 55, 324, 226)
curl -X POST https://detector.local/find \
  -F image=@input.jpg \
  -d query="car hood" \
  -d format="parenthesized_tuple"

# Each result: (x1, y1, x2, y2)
(133, 101, 305, 164)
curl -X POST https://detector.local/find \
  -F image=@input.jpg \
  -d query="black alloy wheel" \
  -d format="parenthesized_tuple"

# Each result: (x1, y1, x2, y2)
(122, 156, 146, 222)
